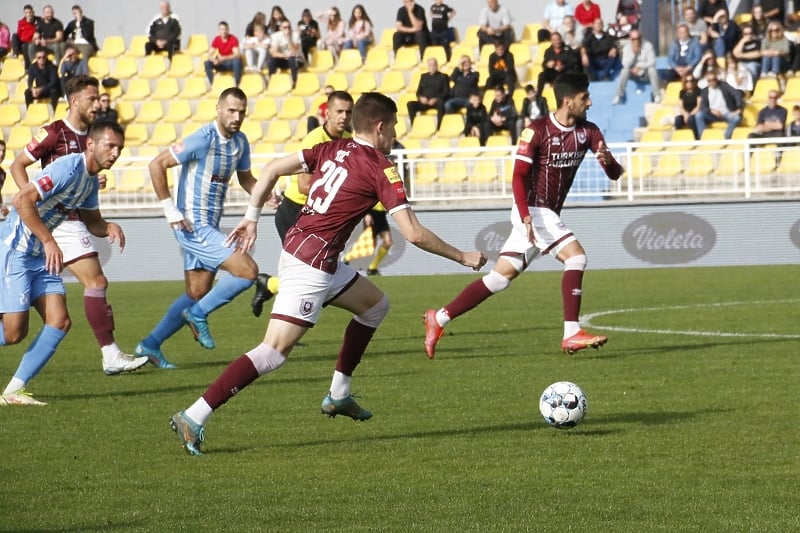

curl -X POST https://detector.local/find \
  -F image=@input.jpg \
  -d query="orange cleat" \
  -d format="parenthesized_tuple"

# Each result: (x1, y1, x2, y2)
(423, 309, 444, 360)
(561, 330, 608, 355)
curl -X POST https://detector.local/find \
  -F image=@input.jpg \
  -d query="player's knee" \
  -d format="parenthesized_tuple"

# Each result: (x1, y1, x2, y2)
(483, 270, 511, 293)
(3, 325, 29, 345)
(83, 274, 109, 291)
(357, 294, 390, 328)
(47, 316, 71, 333)
(564, 254, 587, 272)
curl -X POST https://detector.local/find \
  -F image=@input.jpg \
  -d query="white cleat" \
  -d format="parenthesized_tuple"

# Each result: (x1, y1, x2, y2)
(1, 388, 48, 406)
(103, 352, 150, 376)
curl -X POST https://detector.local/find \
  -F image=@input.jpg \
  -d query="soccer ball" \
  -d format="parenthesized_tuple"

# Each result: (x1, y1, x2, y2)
(539, 381, 588, 429)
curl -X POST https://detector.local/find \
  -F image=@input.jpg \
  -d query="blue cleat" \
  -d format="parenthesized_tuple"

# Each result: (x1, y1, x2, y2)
(182, 308, 215, 349)
(169, 410, 204, 456)
(135, 342, 177, 369)
(321, 394, 373, 421)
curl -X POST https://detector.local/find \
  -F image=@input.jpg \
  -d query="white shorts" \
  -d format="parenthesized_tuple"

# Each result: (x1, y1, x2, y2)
(270, 250, 360, 327)
(499, 205, 576, 265)
(52, 220, 98, 264)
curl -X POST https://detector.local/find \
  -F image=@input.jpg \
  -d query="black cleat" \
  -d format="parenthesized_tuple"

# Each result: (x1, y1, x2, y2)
(251, 273, 275, 317)
(366, 269, 380, 276)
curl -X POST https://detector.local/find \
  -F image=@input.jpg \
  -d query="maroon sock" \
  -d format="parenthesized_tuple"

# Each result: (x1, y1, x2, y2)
(202, 355, 260, 410)
(562, 270, 584, 322)
(84, 291, 115, 347)
(444, 278, 494, 320)
(336, 319, 376, 376)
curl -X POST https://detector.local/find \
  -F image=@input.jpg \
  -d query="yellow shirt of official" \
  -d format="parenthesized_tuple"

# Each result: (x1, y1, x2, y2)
(282, 126, 353, 205)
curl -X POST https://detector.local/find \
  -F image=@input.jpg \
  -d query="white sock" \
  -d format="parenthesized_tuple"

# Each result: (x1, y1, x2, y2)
(329, 370, 351, 400)
(564, 321, 581, 339)
(185, 397, 213, 426)
(435, 308, 451, 327)
(101, 343, 122, 363)
(3, 377, 26, 395)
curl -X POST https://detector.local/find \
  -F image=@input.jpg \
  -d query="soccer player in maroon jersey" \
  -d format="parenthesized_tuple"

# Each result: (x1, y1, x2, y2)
(424, 72, 623, 358)
(9, 75, 147, 376)
(168, 92, 487, 455)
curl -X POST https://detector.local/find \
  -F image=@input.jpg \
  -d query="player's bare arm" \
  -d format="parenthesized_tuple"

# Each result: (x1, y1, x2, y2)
(235, 169, 257, 195)
(594, 140, 623, 180)
(79, 209, 126, 252)
(9, 151, 37, 189)
(391, 208, 487, 270)
(12, 183, 63, 274)
(297, 172, 314, 195)
(149, 149, 191, 232)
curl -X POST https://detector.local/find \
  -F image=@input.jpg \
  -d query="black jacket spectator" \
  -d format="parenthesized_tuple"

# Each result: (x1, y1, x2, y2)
(64, 7, 98, 60)
(393, 1, 430, 53)
(486, 88, 519, 144)
(146, 8, 181, 59)
(25, 50, 60, 109)
(445, 57, 480, 114)
(407, 59, 450, 126)
(537, 34, 582, 95)
(486, 41, 518, 90)
(464, 95, 489, 146)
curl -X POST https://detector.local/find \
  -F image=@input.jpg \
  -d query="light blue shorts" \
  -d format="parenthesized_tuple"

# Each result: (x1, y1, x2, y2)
(0, 244, 65, 313)
(173, 225, 235, 273)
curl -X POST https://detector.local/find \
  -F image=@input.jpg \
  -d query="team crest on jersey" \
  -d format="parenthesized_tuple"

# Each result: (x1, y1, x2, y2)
(80, 236, 92, 248)
(172, 141, 186, 154)
(68, 140, 79, 152)
(520, 128, 534, 143)
(299, 299, 315, 316)
(551, 137, 561, 145)
(384, 166, 401, 184)
(37, 175, 54, 193)
(577, 130, 586, 143)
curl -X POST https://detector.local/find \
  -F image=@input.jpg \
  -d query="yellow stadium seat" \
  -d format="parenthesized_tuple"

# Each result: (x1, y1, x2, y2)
(252, 141, 278, 155)
(486, 134, 512, 148)
(281, 141, 302, 154)
(521, 23, 543, 44)
(668, 128, 697, 143)
(240, 73, 265, 97)
(210, 73, 236, 95)
(699, 128, 726, 150)
(251, 97, 278, 120)
(152, 77, 180, 100)
(441, 159, 468, 184)
(150, 123, 178, 147)
(116, 169, 147, 192)
(123, 124, 148, 147)
(126, 35, 151, 58)
(471, 159, 500, 183)
(0, 104, 22, 127)
(423, 138, 452, 158)
(0, 84, 8, 105)
(291, 72, 321, 97)
(661, 81, 683, 106)
(509, 43, 532, 66)
(437, 114, 465, 139)
(394, 116, 408, 139)
(351, 72, 377, 94)
(322, 71, 349, 91)
(533, 44, 548, 67)
(456, 136, 481, 157)
(684, 151, 714, 179)
(449, 45, 475, 65)
(122, 78, 151, 101)
(194, 99, 218, 122)
(135, 101, 163, 123)
(742, 104, 759, 127)
(776, 147, 800, 175)
(277, 96, 306, 120)
(20, 102, 51, 127)
(647, 106, 676, 131)
(625, 152, 653, 180)
(750, 78, 780, 104)
(262, 120, 293, 144)
(53, 101, 69, 120)
(542, 86, 557, 110)
(421, 46, 448, 67)
(239, 121, 263, 143)
(100, 83, 122, 101)
(293, 119, 308, 141)
(163, 100, 192, 123)
(783, 76, 800, 101)
(1, 161, 19, 194)
(96, 35, 126, 59)
(377, 28, 395, 50)
(407, 115, 438, 139)
(113, 100, 135, 124)
(307, 49, 335, 73)
(265, 73, 293, 96)
(6, 126, 33, 150)
(412, 161, 439, 185)
(184, 34, 210, 57)
(750, 147, 777, 176)
(99, 170, 117, 191)
(651, 152, 683, 178)
(715, 151, 744, 177)
(335, 49, 363, 73)
(140, 55, 168, 78)
(87, 56, 110, 79)
(110, 56, 138, 79)
(363, 47, 391, 72)
(393, 46, 420, 71)
(115, 146, 133, 167)
(730, 127, 753, 139)
(9, 82, 28, 105)
(638, 130, 665, 145)
(395, 93, 416, 117)
(477, 44, 494, 67)
(408, 70, 422, 92)
(377, 71, 406, 94)
(462, 25, 481, 48)
(181, 121, 203, 137)
(179, 77, 208, 99)
(167, 54, 195, 78)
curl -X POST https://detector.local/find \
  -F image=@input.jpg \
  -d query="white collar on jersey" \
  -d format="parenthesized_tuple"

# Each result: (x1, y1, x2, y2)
(548, 112, 576, 133)
(353, 137, 374, 148)
(63, 116, 88, 135)
(213, 121, 232, 143)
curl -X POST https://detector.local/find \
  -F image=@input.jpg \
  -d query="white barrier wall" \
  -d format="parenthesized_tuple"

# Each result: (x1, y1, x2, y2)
(74, 201, 800, 283)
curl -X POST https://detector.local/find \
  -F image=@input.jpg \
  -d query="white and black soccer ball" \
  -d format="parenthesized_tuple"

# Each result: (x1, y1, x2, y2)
(539, 381, 588, 429)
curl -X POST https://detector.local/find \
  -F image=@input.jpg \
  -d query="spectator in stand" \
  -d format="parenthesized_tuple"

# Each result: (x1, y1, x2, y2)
(485, 84, 518, 144)
(146, 1, 181, 59)
(242, 23, 270, 72)
(267, 6, 288, 36)
(613, 0, 642, 36)
(204, 21, 243, 87)
(445, 55, 479, 114)
(485, 38, 517, 91)
(317, 7, 346, 60)
(733, 24, 762, 81)
(788, 105, 800, 138)
(540, 0, 574, 43)
(477, 0, 515, 49)
(268, 20, 304, 88)
(58, 44, 88, 96)
(673, 74, 701, 136)
(519, 84, 548, 133)
(343, 4, 374, 61)
(297, 9, 320, 59)
(429, 0, 456, 61)
(244, 12, 267, 38)
(613, 29, 660, 105)
(464, 91, 489, 146)
(574, 0, 601, 29)
(0, 140, 8, 218)
(748, 5, 768, 40)
(698, 0, 728, 25)
(708, 9, 741, 59)
(96, 93, 118, 124)
(580, 18, 621, 81)
(665, 23, 703, 82)
(760, 22, 791, 78)
(306, 84, 335, 132)
(758, 0, 785, 26)
(12, 4, 39, 68)
(692, 48, 720, 88)
(690, 68, 742, 139)
(25, 47, 60, 109)
(30, 5, 65, 65)
(724, 55, 753, 96)
(748, 90, 788, 139)
(681, 6, 708, 48)
(537, 31, 582, 95)
(407, 57, 449, 127)
(0, 19, 10, 61)
(63, 5, 97, 61)
(393, 0, 430, 54)
(559, 15, 584, 49)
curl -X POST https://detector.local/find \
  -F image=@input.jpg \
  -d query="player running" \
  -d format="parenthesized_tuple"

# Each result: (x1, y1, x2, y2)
(423, 72, 623, 358)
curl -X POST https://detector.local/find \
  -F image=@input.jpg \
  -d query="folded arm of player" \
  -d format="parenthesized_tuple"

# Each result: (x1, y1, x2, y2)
(149, 149, 192, 232)
(390, 208, 487, 271)
(80, 209, 126, 252)
(12, 183, 63, 274)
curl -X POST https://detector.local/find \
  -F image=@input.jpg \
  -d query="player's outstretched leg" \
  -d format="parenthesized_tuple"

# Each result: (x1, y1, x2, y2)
(560, 254, 607, 354)
(423, 309, 444, 359)
(1, 325, 66, 406)
(321, 394, 372, 420)
(83, 287, 148, 375)
(251, 273, 277, 317)
(169, 411, 205, 456)
(561, 330, 608, 354)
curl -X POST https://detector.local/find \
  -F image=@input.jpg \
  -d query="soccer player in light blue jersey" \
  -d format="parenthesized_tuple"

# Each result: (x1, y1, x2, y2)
(0, 122, 127, 406)
(135, 87, 269, 368)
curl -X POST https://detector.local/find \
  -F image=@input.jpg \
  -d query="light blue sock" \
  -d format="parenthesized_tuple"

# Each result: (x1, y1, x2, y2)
(192, 275, 254, 317)
(144, 293, 195, 348)
(13, 325, 67, 384)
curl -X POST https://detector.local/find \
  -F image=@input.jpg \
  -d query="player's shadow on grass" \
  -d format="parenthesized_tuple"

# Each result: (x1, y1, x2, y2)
(11, 521, 144, 533)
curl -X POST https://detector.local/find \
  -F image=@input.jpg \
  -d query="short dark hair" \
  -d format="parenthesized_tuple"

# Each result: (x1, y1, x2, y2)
(24, 4, 33, 10)
(219, 21, 229, 29)
(352, 92, 396, 133)
(89, 120, 125, 141)
(71, 4, 82, 11)
(328, 90, 354, 106)
(525, 84, 535, 93)
(553, 72, 590, 107)
(218, 87, 247, 103)
(0, 139, 6, 149)
(64, 74, 99, 97)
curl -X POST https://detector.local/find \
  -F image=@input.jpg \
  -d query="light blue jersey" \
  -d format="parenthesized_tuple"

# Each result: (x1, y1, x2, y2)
(0, 153, 99, 257)
(170, 122, 251, 229)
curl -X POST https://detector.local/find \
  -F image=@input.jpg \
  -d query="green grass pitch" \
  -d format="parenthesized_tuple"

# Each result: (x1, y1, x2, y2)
(1, 265, 797, 532)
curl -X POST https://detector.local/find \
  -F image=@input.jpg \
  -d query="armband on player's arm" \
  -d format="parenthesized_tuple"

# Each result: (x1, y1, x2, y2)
(160, 198, 184, 223)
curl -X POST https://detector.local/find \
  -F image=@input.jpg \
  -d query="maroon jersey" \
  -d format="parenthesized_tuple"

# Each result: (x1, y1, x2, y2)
(24, 119, 88, 166)
(512, 114, 622, 219)
(283, 138, 409, 273)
